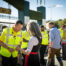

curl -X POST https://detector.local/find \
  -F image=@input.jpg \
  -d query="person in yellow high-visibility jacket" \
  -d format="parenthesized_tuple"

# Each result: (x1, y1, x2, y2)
(61, 25, 66, 60)
(58, 25, 65, 47)
(0, 20, 23, 66)
(21, 30, 30, 49)
(40, 25, 48, 65)
(0, 25, 7, 66)
(58, 26, 64, 39)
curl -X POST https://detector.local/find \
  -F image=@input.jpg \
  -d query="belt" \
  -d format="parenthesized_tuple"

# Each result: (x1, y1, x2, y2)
(30, 52, 38, 54)
(62, 42, 66, 44)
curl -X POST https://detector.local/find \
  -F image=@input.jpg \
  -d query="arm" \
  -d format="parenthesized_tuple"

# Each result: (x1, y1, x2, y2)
(49, 31, 54, 47)
(49, 42, 53, 45)
(20, 39, 34, 55)
(0, 40, 14, 53)
(16, 41, 22, 51)
(23, 38, 29, 42)
(0, 29, 14, 53)
(21, 49, 30, 55)
(0, 40, 9, 49)
(20, 37, 38, 55)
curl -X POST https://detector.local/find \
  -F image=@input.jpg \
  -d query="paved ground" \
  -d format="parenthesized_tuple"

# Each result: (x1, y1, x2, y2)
(55, 58, 66, 66)
(41, 55, 66, 66)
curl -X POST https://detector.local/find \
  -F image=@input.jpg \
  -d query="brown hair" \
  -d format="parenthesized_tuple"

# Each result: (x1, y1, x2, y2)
(49, 22, 55, 25)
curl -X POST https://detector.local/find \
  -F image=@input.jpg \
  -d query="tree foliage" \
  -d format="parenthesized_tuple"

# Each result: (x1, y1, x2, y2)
(53, 18, 66, 28)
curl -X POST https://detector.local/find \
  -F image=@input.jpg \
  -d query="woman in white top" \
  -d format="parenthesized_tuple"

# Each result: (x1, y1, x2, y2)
(21, 22, 42, 66)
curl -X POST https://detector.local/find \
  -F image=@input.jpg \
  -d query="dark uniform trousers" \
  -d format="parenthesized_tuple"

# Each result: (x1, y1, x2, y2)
(40, 45, 47, 64)
(2, 55, 17, 66)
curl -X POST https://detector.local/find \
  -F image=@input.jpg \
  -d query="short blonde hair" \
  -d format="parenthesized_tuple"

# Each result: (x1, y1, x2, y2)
(27, 22, 42, 38)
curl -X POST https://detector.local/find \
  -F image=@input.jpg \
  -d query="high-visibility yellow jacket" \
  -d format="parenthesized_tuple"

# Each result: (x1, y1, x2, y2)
(59, 28, 63, 39)
(0, 27, 22, 57)
(21, 30, 30, 48)
(62, 30, 66, 39)
(41, 30, 48, 45)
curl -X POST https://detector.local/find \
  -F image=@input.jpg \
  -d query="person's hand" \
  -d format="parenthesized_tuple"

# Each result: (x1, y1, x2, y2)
(8, 48, 14, 53)
(48, 44, 52, 48)
(16, 47, 21, 51)
(48, 48, 52, 54)
(20, 49, 30, 55)
(20, 49, 23, 53)
(48, 42, 53, 47)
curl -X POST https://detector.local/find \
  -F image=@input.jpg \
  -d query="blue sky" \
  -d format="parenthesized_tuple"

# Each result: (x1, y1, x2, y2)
(26, 0, 66, 20)
(0, 0, 66, 20)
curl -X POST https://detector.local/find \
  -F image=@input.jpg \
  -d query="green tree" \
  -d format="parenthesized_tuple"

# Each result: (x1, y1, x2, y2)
(63, 19, 66, 25)
(58, 19, 63, 28)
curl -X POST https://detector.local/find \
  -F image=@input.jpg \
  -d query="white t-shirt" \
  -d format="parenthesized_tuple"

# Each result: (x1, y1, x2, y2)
(25, 36, 39, 52)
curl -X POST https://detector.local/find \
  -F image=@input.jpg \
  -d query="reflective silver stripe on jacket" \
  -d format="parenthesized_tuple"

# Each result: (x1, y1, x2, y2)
(5, 28, 22, 47)
(6, 28, 9, 44)
(44, 37, 48, 38)
(5, 34, 22, 37)
(5, 43, 18, 47)
(5, 29, 22, 38)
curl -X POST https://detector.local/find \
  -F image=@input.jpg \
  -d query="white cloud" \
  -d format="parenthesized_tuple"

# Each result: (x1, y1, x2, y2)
(56, 4, 63, 8)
